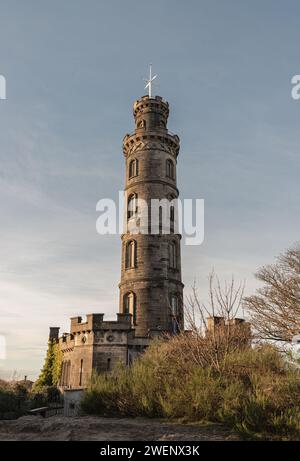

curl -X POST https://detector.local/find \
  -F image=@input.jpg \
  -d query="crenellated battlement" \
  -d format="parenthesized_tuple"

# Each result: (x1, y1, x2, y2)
(70, 313, 104, 334)
(133, 95, 169, 129)
(123, 95, 179, 158)
(51, 313, 134, 341)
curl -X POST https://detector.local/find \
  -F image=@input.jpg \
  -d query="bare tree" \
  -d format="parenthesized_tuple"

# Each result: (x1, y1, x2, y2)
(168, 272, 250, 372)
(244, 244, 300, 342)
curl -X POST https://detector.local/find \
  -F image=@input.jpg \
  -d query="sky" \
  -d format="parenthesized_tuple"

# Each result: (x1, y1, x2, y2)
(0, 0, 299, 380)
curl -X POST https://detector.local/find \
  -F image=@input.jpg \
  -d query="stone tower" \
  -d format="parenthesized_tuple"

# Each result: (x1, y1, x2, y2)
(120, 95, 184, 337)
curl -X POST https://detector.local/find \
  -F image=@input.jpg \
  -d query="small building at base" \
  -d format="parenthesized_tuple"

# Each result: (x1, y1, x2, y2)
(51, 313, 155, 389)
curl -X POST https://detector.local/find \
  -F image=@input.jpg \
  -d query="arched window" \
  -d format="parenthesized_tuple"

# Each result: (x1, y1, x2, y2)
(169, 241, 177, 269)
(170, 294, 180, 334)
(167, 194, 176, 233)
(166, 159, 175, 179)
(127, 193, 137, 219)
(125, 240, 137, 268)
(123, 292, 137, 324)
(129, 158, 139, 178)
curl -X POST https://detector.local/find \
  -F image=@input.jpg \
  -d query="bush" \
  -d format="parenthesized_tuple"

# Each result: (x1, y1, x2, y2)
(81, 338, 300, 440)
(0, 388, 27, 419)
(28, 385, 62, 409)
(0, 389, 19, 414)
(0, 381, 62, 417)
(28, 391, 48, 409)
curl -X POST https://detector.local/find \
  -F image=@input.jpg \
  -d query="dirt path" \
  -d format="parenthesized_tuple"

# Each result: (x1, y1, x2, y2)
(0, 415, 241, 441)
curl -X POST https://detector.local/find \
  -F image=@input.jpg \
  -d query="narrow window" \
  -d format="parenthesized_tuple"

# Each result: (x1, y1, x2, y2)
(166, 159, 175, 179)
(66, 361, 71, 387)
(170, 295, 180, 334)
(127, 193, 137, 219)
(167, 194, 176, 233)
(79, 359, 83, 386)
(170, 205, 175, 233)
(107, 358, 111, 371)
(159, 207, 162, 234)
(124, 292, 137, 324)
(169, 241, 177, 269)
(125, 240, 137, 268)
(171, 295, 178, 315)
(129, 159, 139, 178)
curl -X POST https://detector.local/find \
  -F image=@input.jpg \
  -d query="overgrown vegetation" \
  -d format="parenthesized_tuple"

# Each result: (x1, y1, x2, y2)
(81, 339, 300, 440)
(81, 272, 300, 440)
(0, 383, 29, 419)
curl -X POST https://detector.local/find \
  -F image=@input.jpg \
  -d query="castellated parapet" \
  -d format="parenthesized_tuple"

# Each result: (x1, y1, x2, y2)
(54, 313, 151, 389)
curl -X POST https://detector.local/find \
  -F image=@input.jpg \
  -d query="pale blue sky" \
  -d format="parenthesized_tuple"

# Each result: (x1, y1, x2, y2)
(0, 0, 299, 379)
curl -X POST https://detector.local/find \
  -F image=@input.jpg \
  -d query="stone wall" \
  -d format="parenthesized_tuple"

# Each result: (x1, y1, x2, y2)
(57, 314, 150, 389)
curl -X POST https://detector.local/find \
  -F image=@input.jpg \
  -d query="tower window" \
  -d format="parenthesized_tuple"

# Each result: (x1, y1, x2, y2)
(167, 194, 176, 233)
(170, 204, 175, 233)
(159, 206, 162, 234)
(166, 159, 175, 179)
(127, 193, 138, 219)
(129, 159, 139, 178)
(169, 241, 177, 269)
(170, 294, 180, 334)
(123, 292, 137, 325)
(170, 205, 175, 223)
(125, 240, 137, 269)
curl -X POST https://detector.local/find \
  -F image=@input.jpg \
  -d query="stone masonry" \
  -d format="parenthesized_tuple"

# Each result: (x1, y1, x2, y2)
(120, 95, 184, 336)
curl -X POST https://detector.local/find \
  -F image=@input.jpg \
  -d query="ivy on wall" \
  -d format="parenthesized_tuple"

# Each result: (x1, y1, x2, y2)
(33, 339, 62, 391)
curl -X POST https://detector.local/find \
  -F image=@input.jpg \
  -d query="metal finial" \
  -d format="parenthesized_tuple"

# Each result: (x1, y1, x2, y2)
(143, 64, 157, 98)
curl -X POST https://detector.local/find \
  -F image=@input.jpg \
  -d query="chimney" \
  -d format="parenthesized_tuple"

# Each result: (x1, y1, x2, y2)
(49, 327, 60, 341)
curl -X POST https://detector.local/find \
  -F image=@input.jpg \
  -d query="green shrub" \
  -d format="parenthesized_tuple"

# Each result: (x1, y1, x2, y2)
(0, 388, 28, 418)
(0, 389, 19, 414)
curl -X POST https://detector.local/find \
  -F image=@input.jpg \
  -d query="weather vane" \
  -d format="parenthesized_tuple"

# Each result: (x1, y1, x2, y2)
(143, 64, 157, 98)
